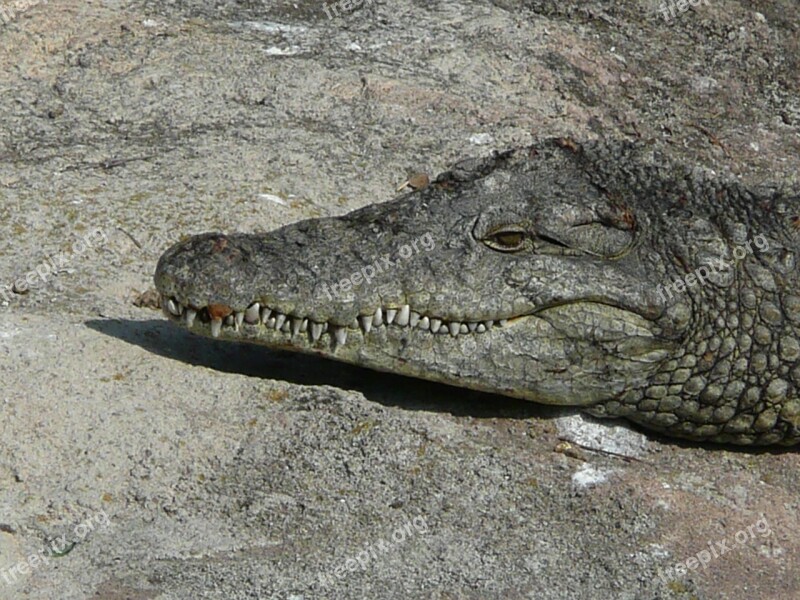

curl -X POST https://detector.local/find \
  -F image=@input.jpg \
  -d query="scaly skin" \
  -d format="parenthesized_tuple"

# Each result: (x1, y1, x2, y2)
(154, 138, 800, 446)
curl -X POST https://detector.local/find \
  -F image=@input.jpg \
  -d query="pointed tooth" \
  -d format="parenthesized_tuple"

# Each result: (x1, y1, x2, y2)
(409, 311, 421, 328)
(234, 312, 244, 330)
(224, 315, 235, 326)
(395, 305, 410, 326)
(359, 315, 372, 334)
(372, 307, 383, 327)
(210, 318, 222, 337)
(291, 317, 303, 337)
(274, 313, 286, 330)
(498, 319, 508, 327)
(280, 320, 291, 333)
(476, 323, 487, 333)
(467, 322, 477, 333)
(449, 322, 460, 337)
(418, 316, 430, 330)
(430, 318, 442, 331)
(184, 309, 197, 327)
(167, 299, 182, 316)
(460, 323, 468, 334)
(351, 318, 359, 329)
(333, 326, 347, 347)
(311, 322, 324, 342)
(245, 303, 260, 324)
(386, 309, 397, 325)
(484, 320, 494, 331)
(438, 324, 449, 334)
(322, 322, 328, 333)
(300, 319, 308, 333)
(260, 307, 273, 324)
(266, 316, 276, 329)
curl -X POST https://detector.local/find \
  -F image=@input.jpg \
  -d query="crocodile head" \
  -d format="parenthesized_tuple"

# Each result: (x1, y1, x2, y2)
(155, 140, 681, 405)
(154, 138, 800, 445)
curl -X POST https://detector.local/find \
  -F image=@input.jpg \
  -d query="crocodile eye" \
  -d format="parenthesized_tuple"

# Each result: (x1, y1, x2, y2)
(484, 226, 528, 252)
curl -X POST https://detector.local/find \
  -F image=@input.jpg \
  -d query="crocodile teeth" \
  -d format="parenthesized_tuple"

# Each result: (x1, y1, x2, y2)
(167, 298, 181, 317)
(210, 318, 222, 338)
(167, 298, 182, 316)
(245, 303, 261, 324)
(333, 326, 347, 347)
(359, 315, 372, 334)
(395, 305, 410, 326)
(183, 297, 508, 343)
(291, 317, 303, 337)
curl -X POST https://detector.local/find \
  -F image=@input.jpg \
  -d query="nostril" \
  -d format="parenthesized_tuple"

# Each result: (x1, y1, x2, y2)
(210, 236, 229, 253)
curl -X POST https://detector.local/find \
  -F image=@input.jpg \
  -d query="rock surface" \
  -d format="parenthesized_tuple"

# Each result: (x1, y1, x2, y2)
(0, 0, 798, 598)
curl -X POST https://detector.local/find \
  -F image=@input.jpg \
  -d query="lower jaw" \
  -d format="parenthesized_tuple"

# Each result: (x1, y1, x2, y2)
(162, 304, 625, 407)
(160, 297, 663, 407)
(161, 299, 538, 399)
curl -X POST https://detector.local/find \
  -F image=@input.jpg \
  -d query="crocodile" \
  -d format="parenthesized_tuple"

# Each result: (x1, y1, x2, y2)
(154, 138, 800, 446)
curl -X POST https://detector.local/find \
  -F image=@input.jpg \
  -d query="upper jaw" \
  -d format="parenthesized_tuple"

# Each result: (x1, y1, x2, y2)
(159, 285, 661, 357)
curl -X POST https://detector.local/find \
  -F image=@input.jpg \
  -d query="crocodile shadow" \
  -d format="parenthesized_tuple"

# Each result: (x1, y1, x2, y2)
(86, 317, 563, 420)
(85, 317, 793, 454)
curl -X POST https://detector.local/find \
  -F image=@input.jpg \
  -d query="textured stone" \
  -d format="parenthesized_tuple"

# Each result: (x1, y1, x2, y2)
(3, 1, 800, 599)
